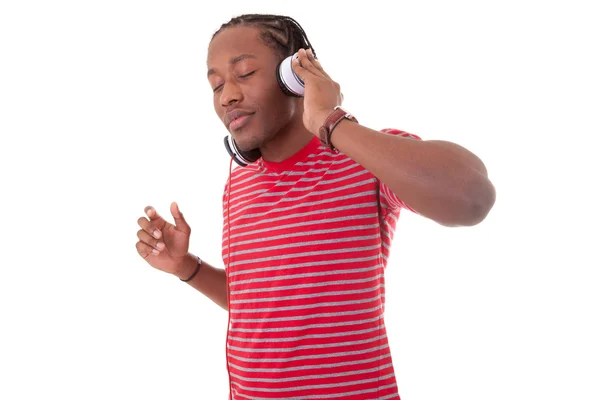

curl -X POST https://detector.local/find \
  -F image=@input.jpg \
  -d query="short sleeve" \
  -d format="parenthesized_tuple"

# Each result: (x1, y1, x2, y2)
(378, 128, 422, 214)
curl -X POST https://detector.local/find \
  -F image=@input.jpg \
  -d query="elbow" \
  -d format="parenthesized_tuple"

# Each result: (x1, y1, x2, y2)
(463, 178, 496, 226)
(438, 177, 496, 227)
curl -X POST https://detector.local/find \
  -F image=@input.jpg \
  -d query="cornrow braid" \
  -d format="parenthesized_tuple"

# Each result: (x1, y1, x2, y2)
(211, 14, 316, 60)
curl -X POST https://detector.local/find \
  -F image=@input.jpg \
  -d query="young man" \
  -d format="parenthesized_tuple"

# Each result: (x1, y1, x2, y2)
(135, 14, 495, 400)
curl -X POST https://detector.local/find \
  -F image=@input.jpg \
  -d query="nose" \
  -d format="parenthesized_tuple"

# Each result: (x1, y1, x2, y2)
(220, 81, 243, 107)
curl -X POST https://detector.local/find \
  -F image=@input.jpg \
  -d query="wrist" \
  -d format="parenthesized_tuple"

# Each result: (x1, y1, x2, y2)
(173, 253, 200, 281)
(310, 109, 334, 136)
(314, 106, 358, 151)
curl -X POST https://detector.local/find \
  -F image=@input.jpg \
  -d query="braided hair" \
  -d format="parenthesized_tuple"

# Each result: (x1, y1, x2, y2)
(211, 14, 316, 61)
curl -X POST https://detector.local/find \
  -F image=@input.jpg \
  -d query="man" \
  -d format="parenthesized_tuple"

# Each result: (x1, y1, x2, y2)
(135, 14, 495, 400)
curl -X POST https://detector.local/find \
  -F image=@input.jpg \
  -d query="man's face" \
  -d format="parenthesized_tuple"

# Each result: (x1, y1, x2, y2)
(207, 26, 299, 152)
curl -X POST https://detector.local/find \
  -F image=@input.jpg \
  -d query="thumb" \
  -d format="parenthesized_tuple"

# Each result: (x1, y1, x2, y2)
(170, 201, 191, 234)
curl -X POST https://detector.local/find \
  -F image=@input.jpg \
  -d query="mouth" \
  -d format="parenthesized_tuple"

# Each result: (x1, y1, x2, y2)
(228, 113, 254, 131)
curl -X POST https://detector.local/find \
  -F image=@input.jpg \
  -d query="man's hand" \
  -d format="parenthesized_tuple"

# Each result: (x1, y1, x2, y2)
(292, 48, 343, 135)
(135, 202, 192, 277)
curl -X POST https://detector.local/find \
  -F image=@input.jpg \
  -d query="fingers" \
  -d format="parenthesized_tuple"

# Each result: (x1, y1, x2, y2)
(135, 202, 190, 260)
(293, 49, 323, 80)
(295, 48, 329, 80)
(144, 205, 167, 230)
(305, 48, 330, 79)
(170, 202, 191, 234)
(137, 216, 162, 240)
(136, 228, 165, 257)
(136, 205, 167, 258)
(136, 240, 162, 259)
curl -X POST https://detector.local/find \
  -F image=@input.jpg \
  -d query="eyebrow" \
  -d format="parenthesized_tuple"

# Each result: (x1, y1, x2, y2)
(207, 54, 257, 77)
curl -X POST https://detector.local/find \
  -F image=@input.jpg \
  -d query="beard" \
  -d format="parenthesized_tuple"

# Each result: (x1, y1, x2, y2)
(227, 100, 298, 152)
(233, 130, 269, 152)
(231, 116, 281, 152)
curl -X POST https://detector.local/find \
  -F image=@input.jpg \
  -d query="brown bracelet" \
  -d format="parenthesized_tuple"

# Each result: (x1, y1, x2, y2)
(180, 256, 202, 282)
(317, 106, 358, 152)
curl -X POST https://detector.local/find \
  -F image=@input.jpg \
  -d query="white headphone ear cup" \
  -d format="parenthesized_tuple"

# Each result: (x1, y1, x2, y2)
(223, 136, 261, 167)
(276, 54, 304, 97)
(276, 62, 295, 97)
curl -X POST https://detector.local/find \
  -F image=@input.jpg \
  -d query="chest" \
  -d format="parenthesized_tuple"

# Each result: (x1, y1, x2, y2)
(222, 164, 383, 284)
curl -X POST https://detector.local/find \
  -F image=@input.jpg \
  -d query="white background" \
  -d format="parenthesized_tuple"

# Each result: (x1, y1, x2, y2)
(1, 0, 599, 399)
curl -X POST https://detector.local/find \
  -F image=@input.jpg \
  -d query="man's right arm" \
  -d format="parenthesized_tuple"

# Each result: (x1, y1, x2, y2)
(174, 252, 228, 311)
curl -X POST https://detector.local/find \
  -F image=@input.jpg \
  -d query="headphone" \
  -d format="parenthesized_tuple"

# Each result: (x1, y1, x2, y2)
(223, 52, 307, 167)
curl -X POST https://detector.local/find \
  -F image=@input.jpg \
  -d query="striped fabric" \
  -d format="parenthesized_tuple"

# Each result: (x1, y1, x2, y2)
(221, 128, 421, 399)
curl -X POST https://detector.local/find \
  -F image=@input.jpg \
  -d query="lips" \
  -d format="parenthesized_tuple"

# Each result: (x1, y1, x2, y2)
(230, 114, 253, 131)
(226, 110, 255, 130)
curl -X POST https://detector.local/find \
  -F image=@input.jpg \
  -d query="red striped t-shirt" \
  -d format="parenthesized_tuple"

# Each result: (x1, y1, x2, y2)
(222, 128, 421, 399)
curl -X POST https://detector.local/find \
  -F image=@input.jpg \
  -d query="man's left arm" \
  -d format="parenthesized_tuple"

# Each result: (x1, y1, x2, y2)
(322, 121, 496, 227)
(292, 48, 496, 228)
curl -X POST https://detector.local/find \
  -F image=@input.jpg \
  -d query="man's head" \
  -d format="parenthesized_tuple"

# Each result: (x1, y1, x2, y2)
(207, 14, 315, 152)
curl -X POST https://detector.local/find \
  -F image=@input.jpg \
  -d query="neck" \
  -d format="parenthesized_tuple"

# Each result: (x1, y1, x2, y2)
(259, 117, 315, 163)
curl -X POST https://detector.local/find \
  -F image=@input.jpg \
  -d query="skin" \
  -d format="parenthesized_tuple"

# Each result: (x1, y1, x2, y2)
(207, 26, 315, 162)
(135, 25, 496, 310)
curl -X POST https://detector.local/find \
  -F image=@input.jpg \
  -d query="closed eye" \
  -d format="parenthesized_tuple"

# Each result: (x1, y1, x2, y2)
(239, 71, 256, 79)
(212, 71, 256, 93)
